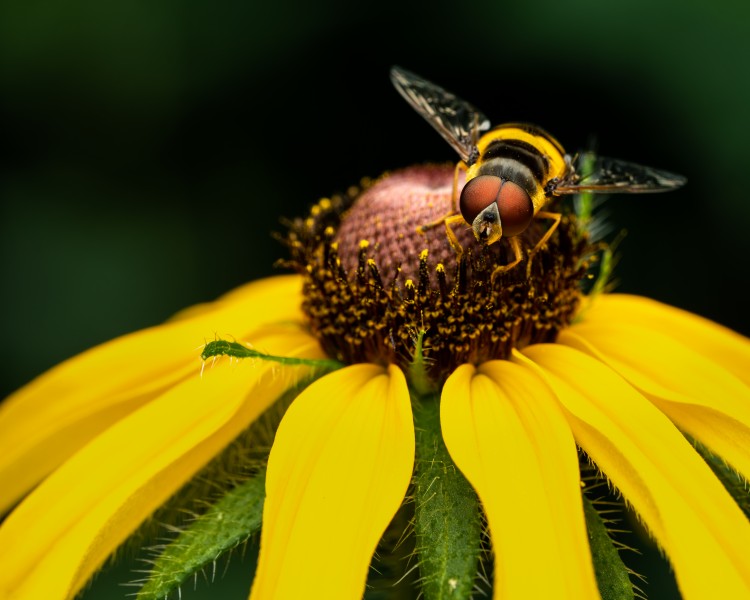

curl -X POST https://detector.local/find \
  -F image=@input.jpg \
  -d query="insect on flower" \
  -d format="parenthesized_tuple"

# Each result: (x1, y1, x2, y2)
(390, 66, 687, 278)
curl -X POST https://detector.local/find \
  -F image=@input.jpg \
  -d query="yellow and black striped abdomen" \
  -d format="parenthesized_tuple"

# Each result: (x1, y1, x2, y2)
(465, 123, 568, 214)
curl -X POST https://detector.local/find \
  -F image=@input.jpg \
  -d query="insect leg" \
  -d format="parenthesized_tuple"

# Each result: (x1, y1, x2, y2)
(525, 211, 562, 277)
(490, 237, 524, 284)
(452, 161, 468, 213)
(529, 211, 562, 254)
(416, 161, 467, 236)
(443, 214, 466, 255)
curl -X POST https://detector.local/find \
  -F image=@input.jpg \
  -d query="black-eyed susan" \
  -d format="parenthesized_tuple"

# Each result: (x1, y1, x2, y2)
(1, 165, 749, 600)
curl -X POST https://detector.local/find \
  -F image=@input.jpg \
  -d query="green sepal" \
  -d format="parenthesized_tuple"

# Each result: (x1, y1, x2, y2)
(202, 338, 343, 371)
(412, 396, 482, 599)
(693, 440, 750, 518)
(407, 329, 433, 396)
(583, 494, 635, 600)
(136, 469, 267, 600)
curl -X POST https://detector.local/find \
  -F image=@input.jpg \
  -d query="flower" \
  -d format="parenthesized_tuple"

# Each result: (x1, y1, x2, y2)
(1, 165, 749, 600)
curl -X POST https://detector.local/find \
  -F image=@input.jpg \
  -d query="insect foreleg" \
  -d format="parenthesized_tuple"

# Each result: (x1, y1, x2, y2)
(490, 237, 524, 284)
(415, 161, 467, 237)
(443, 214, 467, 256)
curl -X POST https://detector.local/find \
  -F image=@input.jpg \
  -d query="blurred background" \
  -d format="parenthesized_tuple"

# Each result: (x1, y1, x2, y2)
(1, 0, 749, 597)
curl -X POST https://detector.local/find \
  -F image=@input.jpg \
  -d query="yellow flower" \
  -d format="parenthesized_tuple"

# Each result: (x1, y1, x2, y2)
(1, 166, 749, 600)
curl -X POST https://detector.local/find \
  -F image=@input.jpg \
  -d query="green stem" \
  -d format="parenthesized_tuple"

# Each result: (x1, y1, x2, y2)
(412, 396, 482, 599)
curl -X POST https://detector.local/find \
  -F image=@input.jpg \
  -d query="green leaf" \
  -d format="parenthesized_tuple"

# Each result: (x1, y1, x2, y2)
(136, 470, 266, 600)
(412, 397, 482, 600)
(583, 495, 635, 600)
(201, 338, 343, 372)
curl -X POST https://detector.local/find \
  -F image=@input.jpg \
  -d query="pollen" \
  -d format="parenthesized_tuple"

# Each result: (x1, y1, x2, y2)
(281, 164, 592, 384)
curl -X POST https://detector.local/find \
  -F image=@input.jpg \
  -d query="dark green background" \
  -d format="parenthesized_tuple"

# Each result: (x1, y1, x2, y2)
(2, 0, 748, 598)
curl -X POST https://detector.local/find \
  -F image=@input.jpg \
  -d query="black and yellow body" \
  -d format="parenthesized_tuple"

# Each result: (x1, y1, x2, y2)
(466, 123, 568, 217)
(447, 122, 568, 274)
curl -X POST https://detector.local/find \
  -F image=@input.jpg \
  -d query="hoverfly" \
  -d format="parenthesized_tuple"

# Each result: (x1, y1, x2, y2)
(390, 66, 686, 277)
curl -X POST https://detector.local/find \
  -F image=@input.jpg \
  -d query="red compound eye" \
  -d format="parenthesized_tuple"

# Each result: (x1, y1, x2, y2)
(460, 176, 533, 237)
(460, 175, 503, 223)
(497, 180, 533, 237)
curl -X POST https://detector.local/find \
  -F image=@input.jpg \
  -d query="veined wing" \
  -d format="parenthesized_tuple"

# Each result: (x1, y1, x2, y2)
(390, 66, 490, 165)
(553, 154, 687, 194)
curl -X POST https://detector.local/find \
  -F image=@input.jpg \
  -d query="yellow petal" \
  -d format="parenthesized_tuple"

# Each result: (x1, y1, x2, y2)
(250, 364, 414, 600)
(0, 274, 305, 513)
(520, 344, 750, 600)
(440, 362, 600, 600)
(580, 293, 750, 385)
(0, 329, 320, 600)
(563, 321, 750, 484)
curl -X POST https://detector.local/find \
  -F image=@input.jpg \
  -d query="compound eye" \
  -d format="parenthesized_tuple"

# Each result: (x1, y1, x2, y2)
(497, 180, 533, 237)
(459, 175, 503, 223)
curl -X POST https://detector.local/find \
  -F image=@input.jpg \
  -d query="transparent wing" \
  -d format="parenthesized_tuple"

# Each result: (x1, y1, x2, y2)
(390, 66, 490, 164)
(552, 154, 687, 195)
